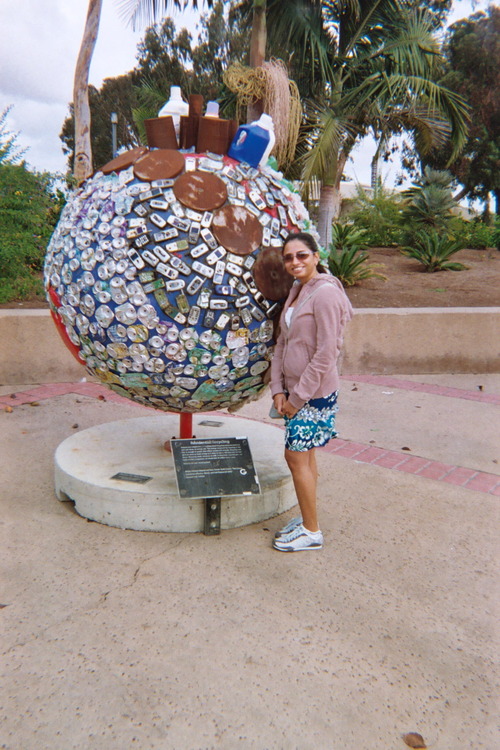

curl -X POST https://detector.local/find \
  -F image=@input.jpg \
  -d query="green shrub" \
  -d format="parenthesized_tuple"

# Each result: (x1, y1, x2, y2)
(401, 168, 456, 239)
(348, 184, 404, 246)
(0, 275, 44, 305)
(401, 230, 467, 272)
(328, 222, 387, 286)
(449, 216, 496, 249)
(493, 215, 500, 250)
(330, 221, 369, 249)
(0, 162, 64, 302)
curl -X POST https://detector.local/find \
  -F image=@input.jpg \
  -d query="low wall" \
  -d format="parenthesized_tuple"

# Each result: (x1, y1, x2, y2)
(1, 307, 499, 385)
(342, 307, 500, 375)
(0, 310, 85, 384)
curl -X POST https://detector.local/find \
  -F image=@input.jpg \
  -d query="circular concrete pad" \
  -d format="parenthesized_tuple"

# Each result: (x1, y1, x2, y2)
(55, 414, 294, 532)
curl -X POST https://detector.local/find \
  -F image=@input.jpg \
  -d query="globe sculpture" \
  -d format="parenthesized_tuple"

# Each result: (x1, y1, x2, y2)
(44, 147, 316, 414)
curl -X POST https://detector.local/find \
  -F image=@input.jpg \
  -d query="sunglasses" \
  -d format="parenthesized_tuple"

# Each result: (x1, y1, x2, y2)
(282, 251, 314, 263)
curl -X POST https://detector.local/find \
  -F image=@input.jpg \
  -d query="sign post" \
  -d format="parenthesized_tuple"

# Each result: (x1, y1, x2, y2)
(170, 437, 261, 535)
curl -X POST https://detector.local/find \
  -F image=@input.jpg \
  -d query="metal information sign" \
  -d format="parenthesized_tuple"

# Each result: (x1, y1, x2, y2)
(171, 437, 260, 499)
(170, 437, 261, 535)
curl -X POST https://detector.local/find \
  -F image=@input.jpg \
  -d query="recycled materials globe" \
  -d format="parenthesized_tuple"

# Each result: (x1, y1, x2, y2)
(44, 148, 317, 413)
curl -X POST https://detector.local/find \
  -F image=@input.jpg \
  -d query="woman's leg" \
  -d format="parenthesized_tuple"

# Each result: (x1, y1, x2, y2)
(284, 447, 319, 532)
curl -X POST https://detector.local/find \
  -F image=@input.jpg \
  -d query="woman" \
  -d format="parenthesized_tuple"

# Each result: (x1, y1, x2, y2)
(270, 232, 353, 552)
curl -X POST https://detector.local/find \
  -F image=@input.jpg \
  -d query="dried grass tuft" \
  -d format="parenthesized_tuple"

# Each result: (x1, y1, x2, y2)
(223, 60, 301, 169)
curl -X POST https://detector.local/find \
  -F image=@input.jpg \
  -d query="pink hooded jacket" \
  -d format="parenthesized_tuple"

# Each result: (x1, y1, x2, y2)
(270, 274, 353, 410)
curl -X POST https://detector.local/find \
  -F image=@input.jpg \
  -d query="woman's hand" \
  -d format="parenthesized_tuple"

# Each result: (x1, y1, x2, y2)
(274, 393, 299, 418)
(282, 400, 299, 418)
(273, 393, 287, 415)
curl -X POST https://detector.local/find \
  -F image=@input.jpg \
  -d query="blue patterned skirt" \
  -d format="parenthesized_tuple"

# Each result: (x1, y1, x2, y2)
(284, 391, 339, 452)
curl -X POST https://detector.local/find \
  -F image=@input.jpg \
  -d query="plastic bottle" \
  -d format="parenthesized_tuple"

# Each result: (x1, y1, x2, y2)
(228, 113, 275, 168)
(257, 114, 276, 166)
(205, 101, 220, 118)
(158, 86, 189, 139)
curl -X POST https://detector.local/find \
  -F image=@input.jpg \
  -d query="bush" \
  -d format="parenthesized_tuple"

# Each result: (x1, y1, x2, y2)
(328, 222, 387, 286)
(0, 162, 64, 302)
(401, 230, 467, 272)
(401, 167, 456, 239)
(448, 216, 496, 249)
(0, 275, 44, 305)
(348, 184, 404, 246)
(330, 221, 369, 249)
(493, 215, 500, 250)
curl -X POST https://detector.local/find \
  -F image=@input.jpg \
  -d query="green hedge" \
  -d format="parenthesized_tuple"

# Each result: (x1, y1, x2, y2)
(0, 163, 64, 303)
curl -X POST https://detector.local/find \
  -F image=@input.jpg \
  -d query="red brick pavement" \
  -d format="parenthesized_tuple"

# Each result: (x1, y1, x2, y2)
(340, 374, 500, 404)
(1, 378, 499, 496)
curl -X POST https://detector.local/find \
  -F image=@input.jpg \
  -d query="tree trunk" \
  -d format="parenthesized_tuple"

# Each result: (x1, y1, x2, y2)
(247, 0, 266, 123)
(73, 0, 102, 184)
(317, 185, 342, 249)
(370, 155, 378, 190)
(317, 148, 349, 247)
(453, 185, 469, 202)
(371, 135, 385, 189)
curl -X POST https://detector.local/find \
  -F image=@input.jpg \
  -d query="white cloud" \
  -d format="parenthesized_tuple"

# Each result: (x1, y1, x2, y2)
(4, 96, 70, 175)
(0, 0, 146, 173)
(0, 1, 81, 105)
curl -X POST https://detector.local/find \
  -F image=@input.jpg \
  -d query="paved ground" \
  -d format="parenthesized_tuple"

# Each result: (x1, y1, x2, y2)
(1, 374, 499, 749)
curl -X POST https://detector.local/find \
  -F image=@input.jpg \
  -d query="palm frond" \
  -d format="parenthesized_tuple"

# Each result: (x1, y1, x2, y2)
(117, 0, 212, 31)
(335, 0, 387, 57)
(131, 105, 153, 145)
(300, 101, 360, 183)
(266, 0, 335, 84)
(371, 13, 441, 77)
(134, 77, 168, 109)
(340, 72, 470, 159)
(367, 103, 453, 153)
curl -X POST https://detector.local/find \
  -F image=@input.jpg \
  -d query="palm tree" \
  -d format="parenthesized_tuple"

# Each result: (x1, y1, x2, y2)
(73, 0, 213, 184)
(264, 0, 469, 247)
(73, 0, 103, 184)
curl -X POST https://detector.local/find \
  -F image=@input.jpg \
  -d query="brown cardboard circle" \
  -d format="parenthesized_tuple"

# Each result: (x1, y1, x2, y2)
(211, 205, 263, 255)
(173, 171, 228, 211)
(133, 149, 185, 181)
(252, 246, 294, 301)
(100, 147, 148, 174)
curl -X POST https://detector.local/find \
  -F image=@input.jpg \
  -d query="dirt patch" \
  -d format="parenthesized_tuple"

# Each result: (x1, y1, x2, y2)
(344, 247, 500, 308)
(1, 247, 499, 310)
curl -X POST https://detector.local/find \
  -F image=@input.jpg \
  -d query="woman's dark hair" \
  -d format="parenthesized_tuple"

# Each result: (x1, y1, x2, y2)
(282, 232, 328, 273)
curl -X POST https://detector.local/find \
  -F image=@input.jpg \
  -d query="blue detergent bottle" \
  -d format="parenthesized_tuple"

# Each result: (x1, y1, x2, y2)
(228, 113, 275, 168)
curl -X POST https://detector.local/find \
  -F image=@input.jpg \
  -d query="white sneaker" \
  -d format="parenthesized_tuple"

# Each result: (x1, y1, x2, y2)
(274, 515, 302, 538)
(273, 524, 323, 552)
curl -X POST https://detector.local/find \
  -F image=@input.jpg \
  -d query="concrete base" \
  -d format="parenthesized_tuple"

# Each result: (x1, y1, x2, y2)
(54, 414, 295, 532)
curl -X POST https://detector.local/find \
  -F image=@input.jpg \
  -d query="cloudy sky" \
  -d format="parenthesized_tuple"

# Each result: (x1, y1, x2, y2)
(0, 0, 488, 185)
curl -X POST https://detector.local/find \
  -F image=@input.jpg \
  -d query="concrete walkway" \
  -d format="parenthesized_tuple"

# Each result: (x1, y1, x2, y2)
(1, 374, 499, 749)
